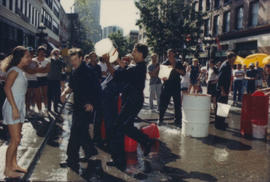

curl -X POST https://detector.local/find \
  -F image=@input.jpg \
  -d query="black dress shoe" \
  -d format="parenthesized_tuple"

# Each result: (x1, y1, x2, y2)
(174, 122, 182, 128)
(47, 140, 60, 147)
(106, 160, 126, 171)
(60, 162, 79, 172)
(79, 157, 89, 163)
(87, 147, 98, 157)
(158, 120, 164, 126)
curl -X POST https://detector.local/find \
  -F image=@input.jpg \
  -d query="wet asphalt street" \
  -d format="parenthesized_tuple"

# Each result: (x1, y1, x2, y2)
(0, 84, 270, 182)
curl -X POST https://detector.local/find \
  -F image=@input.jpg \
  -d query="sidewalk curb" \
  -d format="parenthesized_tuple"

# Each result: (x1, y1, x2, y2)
(22, 94, 71, 181)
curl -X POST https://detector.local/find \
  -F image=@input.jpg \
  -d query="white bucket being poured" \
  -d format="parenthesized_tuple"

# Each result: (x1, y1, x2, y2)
(95, 38, 119, 63)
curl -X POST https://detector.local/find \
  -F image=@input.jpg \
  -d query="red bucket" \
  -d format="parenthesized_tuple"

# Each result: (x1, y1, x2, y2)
(126, 152, 138, 166)
(101, 119, 106, 140)
(124, 136, 138, 153)
(241, 94, 269, 136)
(141, 123, 160, 139)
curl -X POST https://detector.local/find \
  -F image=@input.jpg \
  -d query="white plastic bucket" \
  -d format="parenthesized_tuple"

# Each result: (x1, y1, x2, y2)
(217, 102, 231, 117)
(182, 120, 209, 138)
(182, 94, 211, 138)
(94, 38, 119, 63)
(252, 124, 267, 139)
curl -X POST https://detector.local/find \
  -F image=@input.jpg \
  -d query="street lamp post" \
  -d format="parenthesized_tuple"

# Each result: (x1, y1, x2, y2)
(36, 23, 48, 47)
(203, 35, 216, 60)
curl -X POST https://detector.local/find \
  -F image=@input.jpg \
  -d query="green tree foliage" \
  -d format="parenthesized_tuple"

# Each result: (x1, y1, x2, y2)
(108, 31, 135, 58)
(135, 0, 205, 59)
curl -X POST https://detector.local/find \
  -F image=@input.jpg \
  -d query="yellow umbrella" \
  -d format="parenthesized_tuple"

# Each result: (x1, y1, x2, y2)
(243, 53, 268, 68)
(234, 56, 244, 65)
(262, 56, 270, 66)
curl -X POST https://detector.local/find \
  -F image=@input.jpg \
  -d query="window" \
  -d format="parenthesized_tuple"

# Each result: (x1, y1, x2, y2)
(9, 0, 13, 10)
(2, 0, 6, 6)
(20, 0, 23, 10)
(48, 15, 52, 29)
(35, 10, 38, 27)
(204, 19, 210, 36)
(214, 0, 220, 9)
(16, 0, 20, 10)
(206, 0, 210, 11)
(32, 7, 34, 24)
(37, 12, 40, 26)
(224, 0, 231, 4)
(249, 1, 259, 27)
(213, 15, 219, 36)
(236, 7, 243, 29)
(199, 0, 202, 11)
(53, 1, 60, 17)
(28, 3, 31, 18)
(52, 20, 59, 35)
(223, 11, 230, 33)
(45, 0, 52, 9)
(24, 0, 27, 15)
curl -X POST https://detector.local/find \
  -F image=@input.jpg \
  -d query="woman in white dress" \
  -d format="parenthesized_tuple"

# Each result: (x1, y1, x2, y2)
(1, 46, 31, 178)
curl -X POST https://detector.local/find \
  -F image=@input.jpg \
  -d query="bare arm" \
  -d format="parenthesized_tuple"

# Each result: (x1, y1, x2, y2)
(103, 54, 116, 75)
(4, 70, 19, 111)
(60, 87, 72, 103)
(24, 67, 37, 74)
(37, 63, 51, 73)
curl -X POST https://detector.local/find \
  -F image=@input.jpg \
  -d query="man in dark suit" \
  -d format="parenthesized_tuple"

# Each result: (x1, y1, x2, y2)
(60, 48, 101, 171)
(215, 51, 236, 130)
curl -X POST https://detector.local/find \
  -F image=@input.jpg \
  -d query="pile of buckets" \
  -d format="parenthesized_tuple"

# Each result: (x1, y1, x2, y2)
(241, 91, 269, 139)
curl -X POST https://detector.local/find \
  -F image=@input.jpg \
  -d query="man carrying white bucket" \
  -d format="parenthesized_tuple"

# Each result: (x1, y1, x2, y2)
(215, 52, 236, 130)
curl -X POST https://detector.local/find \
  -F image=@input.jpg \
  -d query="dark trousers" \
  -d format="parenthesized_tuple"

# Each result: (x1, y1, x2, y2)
(102, 96, 118, 141)
(247, 80, 256, 94)
(48, 80, 61, 112)
(233, 80, 243, 102)
(110, 97, 149, 161)
(159, 87, 182, 124)
(67, 111, 94, 163)
(93, 109, 103, 142)
(215, 93, 229, 130)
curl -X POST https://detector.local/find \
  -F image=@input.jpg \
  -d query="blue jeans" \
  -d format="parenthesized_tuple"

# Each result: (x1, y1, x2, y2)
(233, 80, 243, 102)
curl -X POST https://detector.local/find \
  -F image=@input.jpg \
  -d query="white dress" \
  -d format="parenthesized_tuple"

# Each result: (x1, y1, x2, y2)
(2, 66, 28, 125)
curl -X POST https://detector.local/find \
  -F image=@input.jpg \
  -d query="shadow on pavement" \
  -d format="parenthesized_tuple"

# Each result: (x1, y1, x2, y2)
(123, 141, 217, 182)
(81, 159, 126, 182)
(198, 134, 252, 151)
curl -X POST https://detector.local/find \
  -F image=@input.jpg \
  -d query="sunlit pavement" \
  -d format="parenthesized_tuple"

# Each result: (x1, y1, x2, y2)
(0, 85, 270, 182)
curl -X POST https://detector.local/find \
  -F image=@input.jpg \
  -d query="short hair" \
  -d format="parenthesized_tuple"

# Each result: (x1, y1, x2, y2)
(68, 48, 83, 58)
(209, 59, 215, 64)
(151, 53, 157, 58)
(51, 48, 60, 56)
(84, 54, 90, 60)
(135, 43, 148, 59)
(37, 45, 47, 52)
(192, 58, 199, 62)
(227, 51, 236, 59)
(167, 49, 175, 54)
(89, 51, 96, 57)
